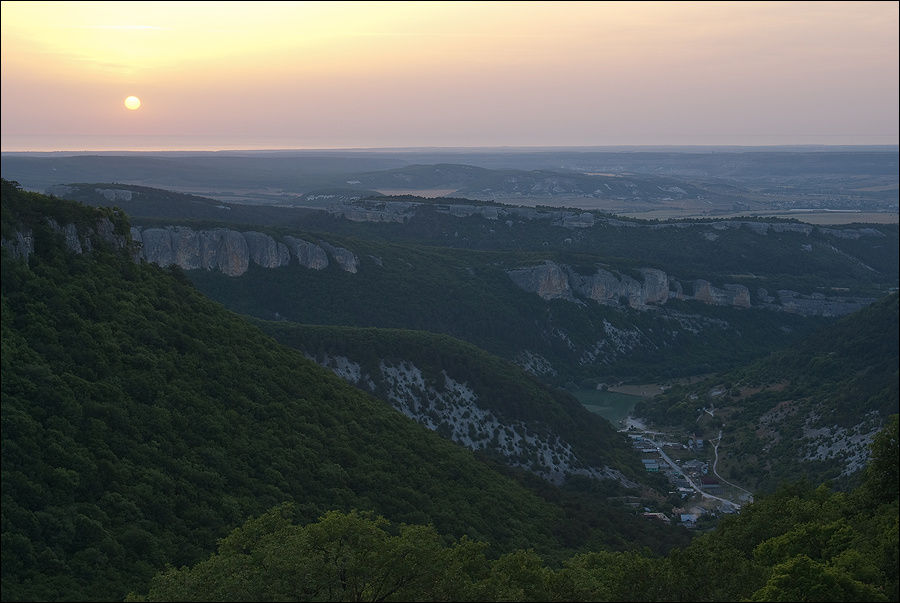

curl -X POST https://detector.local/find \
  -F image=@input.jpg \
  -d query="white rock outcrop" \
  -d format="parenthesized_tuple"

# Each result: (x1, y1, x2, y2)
(131, 226, 361, 276)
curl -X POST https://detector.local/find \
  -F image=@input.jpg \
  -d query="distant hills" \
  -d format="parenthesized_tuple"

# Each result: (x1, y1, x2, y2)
(43, 181, 352, 227)
(3, 147, 896, 216)
(344, 163, 740, 208)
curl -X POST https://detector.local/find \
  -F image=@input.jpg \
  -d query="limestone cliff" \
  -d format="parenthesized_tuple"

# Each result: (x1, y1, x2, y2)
(283, 236, 329, 270)
(244, 231, 291, 268)
(1, 215, 131, 262)
(319, 241, 359, 274)
(507, 260, 874, 316)
(509, 261, 676, 309)
(507, 261, 574, 301)
(682, 279, 751, 308)
(509, 261, 753, 312)
(130, 226, 359, 276)
(312, 354, 634, 486)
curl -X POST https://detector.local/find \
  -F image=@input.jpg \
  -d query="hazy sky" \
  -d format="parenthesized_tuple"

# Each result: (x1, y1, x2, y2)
(1, 1, 898, 151)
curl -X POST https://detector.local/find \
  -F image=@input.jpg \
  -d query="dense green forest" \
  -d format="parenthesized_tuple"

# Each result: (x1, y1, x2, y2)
(132, 415, 898, 601)
(0, 182, 684, 601)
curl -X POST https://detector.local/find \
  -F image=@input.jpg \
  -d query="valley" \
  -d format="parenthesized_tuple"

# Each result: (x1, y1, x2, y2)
(3, 1, 897, 598)
(570, 381, 758, 521)
(1, 149, 897, 601)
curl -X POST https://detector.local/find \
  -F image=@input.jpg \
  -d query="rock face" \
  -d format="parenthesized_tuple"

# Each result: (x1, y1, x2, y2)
(686, 280, 751, 308)
(312, 354, 634, 486)
(569, 268, 634, 305)
(640, 268, 670, 305)
(507, 261, 573, 301)
(244, 231, 291, 268)
(506, 262, 675, 307)
(766, 289, 875, 317)
(320, 241, 359, 274)
(509, 261, 674, 309)
(1, 229, 35, 260)
(2, 216, 131, 261)
(508, 261, 751, 310)
(283, 236, 329, 270)
(133, 227, 252, 276)
(131, 226, 359, 276)
(506, 260, 874, 316)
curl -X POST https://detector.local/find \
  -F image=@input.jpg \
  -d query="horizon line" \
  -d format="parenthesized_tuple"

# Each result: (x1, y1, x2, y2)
(3, 143, 899, 155)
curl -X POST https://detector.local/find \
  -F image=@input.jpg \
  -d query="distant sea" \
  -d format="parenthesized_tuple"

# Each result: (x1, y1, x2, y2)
(2, 134, 897, 154)
(0, 135, 347, 153)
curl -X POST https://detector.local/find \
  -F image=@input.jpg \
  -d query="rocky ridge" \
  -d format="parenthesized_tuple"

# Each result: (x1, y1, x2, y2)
(2, 219, 361, 278)
(329, 199, 603, 228)
(1, 216, 130, 261)
(507, 260, 872, 317)
(329, 199, 891, 239)
(130, 226, 358, 276)
(312, 353, 635, 486)
(6, 217, 872, 317)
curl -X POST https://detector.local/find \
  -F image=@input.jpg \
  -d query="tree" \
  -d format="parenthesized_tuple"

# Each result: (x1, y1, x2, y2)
(750, 554, 886, 602)
(131, 506, 490, 602)
(860, 414, 899, 505)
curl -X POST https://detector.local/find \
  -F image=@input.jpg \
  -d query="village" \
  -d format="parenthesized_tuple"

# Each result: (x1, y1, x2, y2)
(620, 424, 753, 530)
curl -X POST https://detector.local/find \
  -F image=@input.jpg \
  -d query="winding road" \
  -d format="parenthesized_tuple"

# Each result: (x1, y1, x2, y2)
(639, 433, 743, 511)
(711, 430, 754, 502)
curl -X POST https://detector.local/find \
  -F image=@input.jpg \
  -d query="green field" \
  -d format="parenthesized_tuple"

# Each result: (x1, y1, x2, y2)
(570, 388, 642, 427)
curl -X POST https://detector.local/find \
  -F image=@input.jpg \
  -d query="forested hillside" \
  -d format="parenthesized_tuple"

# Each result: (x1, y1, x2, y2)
(636, 292, 899, 491)
(186, 235, 831, 384)
(37, 183, 898, 385)
(134, 416, 900, 602)
(255, 322, 643, 483)
(0, 182, 682, 601)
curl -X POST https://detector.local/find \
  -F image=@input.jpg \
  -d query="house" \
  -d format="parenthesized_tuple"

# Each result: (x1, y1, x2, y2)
(682, 460, 708, 474)
(700, 476, 722, 493)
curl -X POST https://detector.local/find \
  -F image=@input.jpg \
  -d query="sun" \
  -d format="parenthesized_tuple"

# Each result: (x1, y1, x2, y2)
(124, 96, 142, 110)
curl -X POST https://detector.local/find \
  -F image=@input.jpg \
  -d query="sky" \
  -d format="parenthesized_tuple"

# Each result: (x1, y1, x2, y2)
(1, 1, 898, 151)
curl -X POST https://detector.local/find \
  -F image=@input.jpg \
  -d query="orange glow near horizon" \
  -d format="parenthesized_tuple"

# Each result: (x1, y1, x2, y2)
(2, 1, 897, 150)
